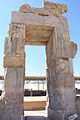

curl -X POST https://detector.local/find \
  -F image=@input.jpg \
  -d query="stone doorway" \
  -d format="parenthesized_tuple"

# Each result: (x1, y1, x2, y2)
(23, 24, 52, 116)
(0, 1, 78, 120)
(23, 24, 53, 119)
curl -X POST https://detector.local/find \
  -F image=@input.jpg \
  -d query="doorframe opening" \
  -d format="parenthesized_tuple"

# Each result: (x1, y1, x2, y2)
(24, 46, 47, 116)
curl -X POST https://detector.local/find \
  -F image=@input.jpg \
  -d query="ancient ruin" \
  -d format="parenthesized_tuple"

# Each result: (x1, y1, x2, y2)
(0, 1, 79, 120)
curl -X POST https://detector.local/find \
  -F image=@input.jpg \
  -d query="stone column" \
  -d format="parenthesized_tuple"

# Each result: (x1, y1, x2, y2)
(0, 23, 26, 120)
(46, 17, 78, 120)
(4, 67, 24, 120)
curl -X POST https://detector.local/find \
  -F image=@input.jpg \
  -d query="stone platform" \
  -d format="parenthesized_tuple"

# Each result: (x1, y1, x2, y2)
(24, 96, 46, 110)
(26, 116, 49, 120)
(24, 110, 49, 120)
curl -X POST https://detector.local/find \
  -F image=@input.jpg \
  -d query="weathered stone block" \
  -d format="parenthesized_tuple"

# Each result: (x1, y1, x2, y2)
(4, 24, 26, 55)
(47, 59, 71, 74)
(4, 37, 11, 55)
(0, 99, 5, 120)
(56, 34, 70, 59)
(11, 11, 58, 27)
(69, 42, 77, 58)
(0, 67, 24, 120)
(56, 59, 70, 73)
(19, 1, 67, 17)
(76, 97, 80, 116)
(4, 67, 24, 120)
(48, 107, 63, 120)
(4, 53, 25, 68)
(57, 16, 70, 42)
(46, 31, 71, 61)
(47, 73, 77, 119)
(69, 58, 74, 73)
(4, 37, 24, 55)
(19, 3, 31, 13)
(43, 1, 67, 16)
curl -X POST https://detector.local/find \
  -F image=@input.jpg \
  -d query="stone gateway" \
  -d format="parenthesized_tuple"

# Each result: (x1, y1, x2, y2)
(0, 1, 79, 120)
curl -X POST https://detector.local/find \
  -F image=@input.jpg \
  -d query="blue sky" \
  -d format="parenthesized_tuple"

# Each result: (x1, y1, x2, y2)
(0, 0, 80, 76)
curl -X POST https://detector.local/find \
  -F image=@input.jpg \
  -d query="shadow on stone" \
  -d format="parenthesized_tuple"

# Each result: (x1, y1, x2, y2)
(24, 116, 49, 120)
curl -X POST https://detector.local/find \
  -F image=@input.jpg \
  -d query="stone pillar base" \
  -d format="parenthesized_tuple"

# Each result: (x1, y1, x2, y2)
(0, 67, 24, 120)
(48, 107, 64, 120)
(0, 95, 24, 120)
(47, 106, 80, 120)
(0, 98, 5, 120)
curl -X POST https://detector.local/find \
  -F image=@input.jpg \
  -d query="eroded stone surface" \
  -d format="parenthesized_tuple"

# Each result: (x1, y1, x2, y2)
(11, 11, 58, 27)
(0, 67, 24, 120)
(70, 42, 77, 58)
(4, 23, 26, 55)
(4, 23, 26, 68)
(1, 1, 79, 120)
(46, 18, 78, 119)
(4, 52, 25, 68)
(19, 1, 67, 16)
